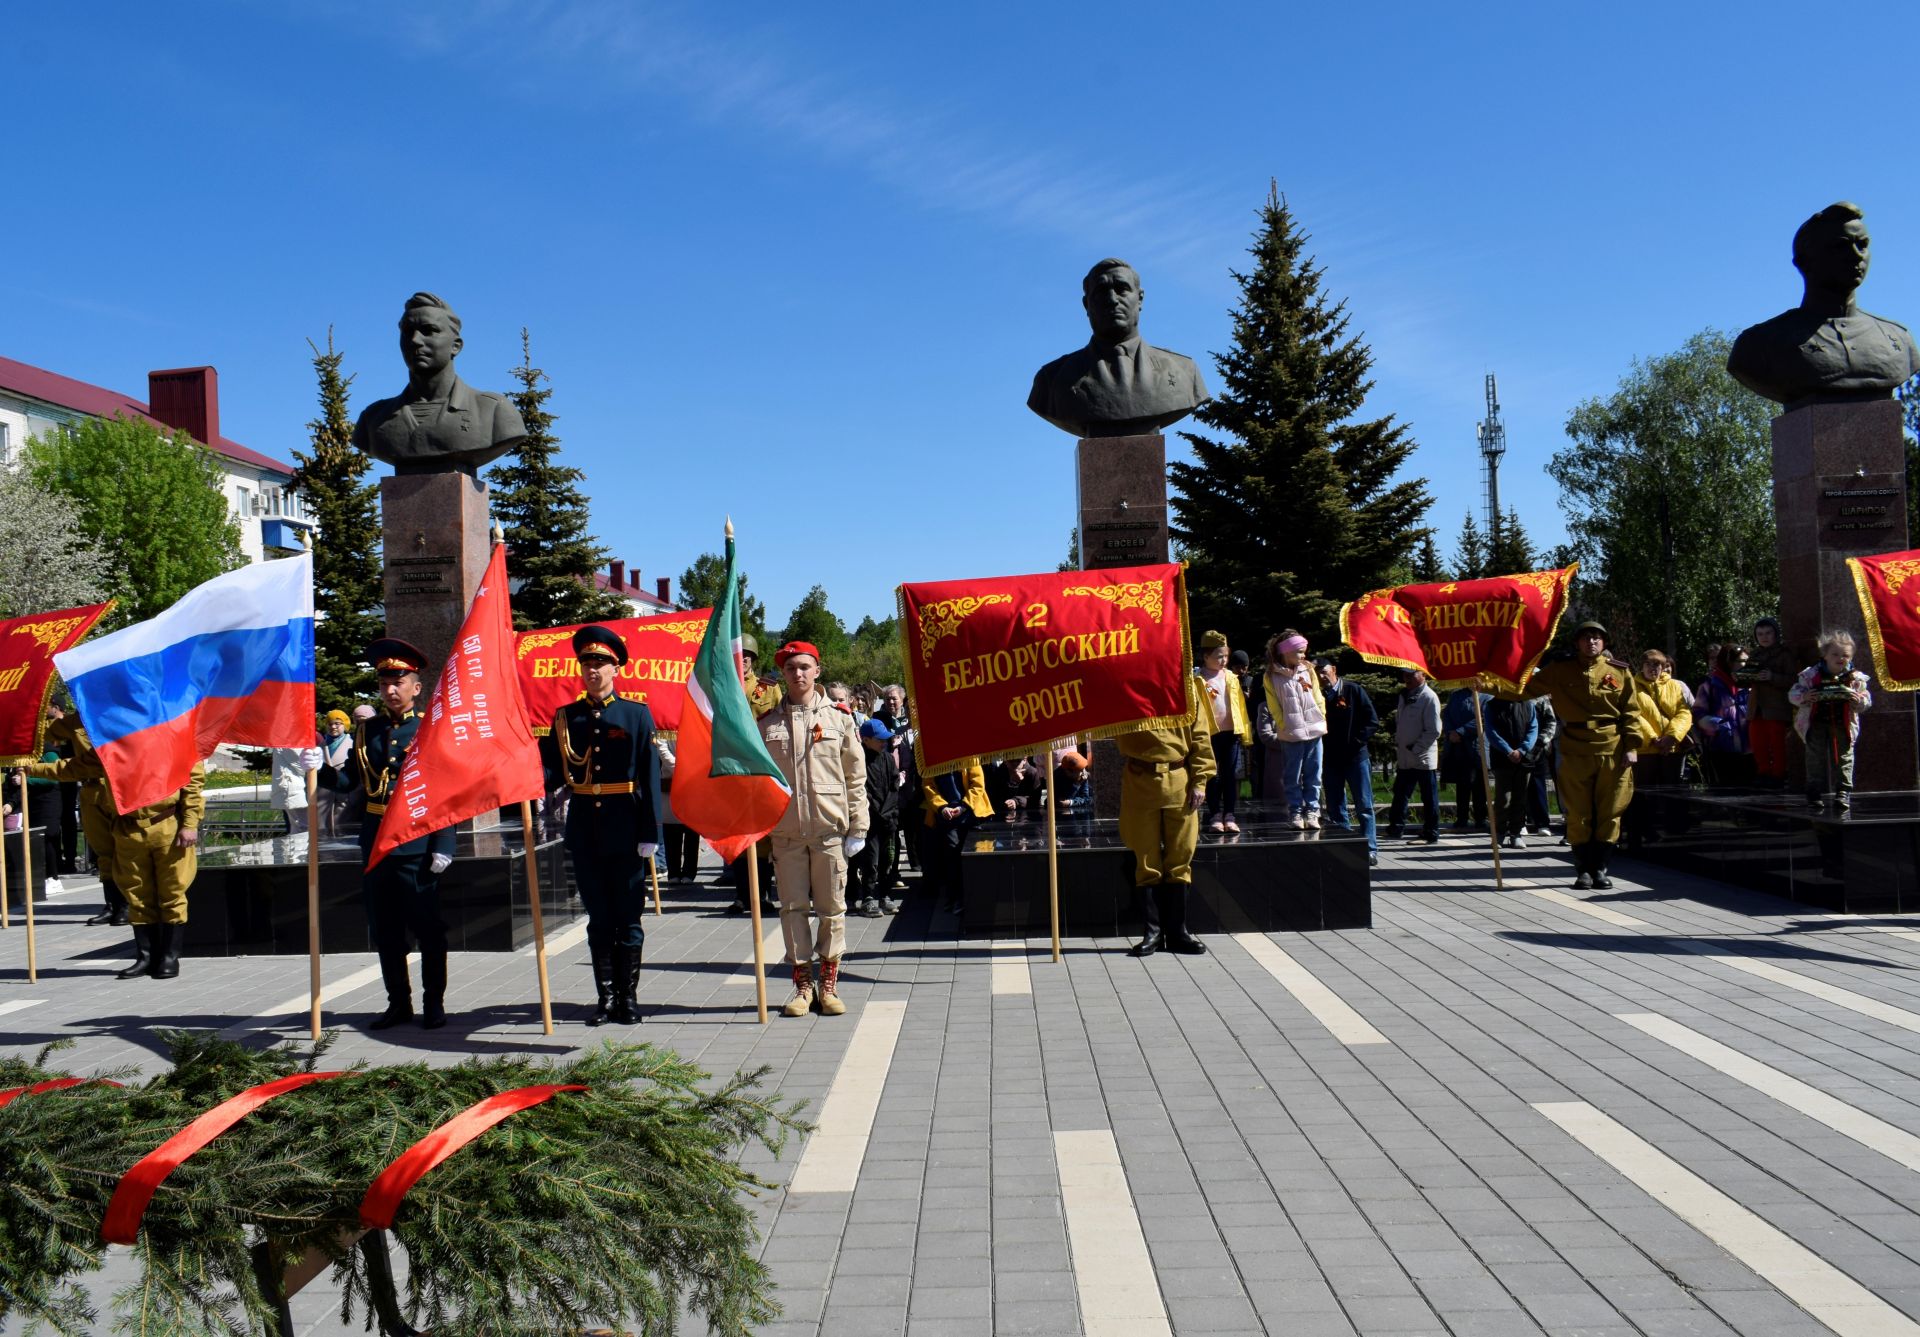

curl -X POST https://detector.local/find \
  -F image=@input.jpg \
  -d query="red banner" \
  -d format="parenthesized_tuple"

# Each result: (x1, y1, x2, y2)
(0, 601, 113, 762)
(368, 545, 546, 869)
(898, 562, 1193, 776)
(359, 1084, 588, 1230)
(1849, 548, 1920, 691)
(1339, 566, 1577, 692)
(515, 609, 711, 735)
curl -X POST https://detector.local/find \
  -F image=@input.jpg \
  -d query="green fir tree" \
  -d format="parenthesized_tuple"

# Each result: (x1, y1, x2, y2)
(1452, 511, 1489, 580)
(1412, 533, 1448, 583)
(1171, 183, 1431, 650)
(488, 330, 628, 630)
(288, 331, 382, 707)
(1486, 506, 1535, 575)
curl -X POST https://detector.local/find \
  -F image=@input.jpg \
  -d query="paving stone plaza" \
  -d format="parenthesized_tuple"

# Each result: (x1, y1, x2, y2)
(8, 836, 1920, 1337)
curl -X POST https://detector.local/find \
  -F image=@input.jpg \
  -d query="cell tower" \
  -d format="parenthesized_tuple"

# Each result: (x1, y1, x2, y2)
(1476, 373, 1506, 536)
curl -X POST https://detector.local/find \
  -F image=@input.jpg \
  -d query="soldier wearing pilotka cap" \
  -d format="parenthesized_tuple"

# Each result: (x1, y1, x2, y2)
(317, 637, 456, 1029)
(539, 624, 660, 1025)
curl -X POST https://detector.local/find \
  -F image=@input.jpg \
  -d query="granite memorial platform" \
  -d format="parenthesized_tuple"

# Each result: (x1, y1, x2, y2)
(957, 805, 1371, 936)
(177, 826, 576, 957)
(1632, 784, 1920, 913)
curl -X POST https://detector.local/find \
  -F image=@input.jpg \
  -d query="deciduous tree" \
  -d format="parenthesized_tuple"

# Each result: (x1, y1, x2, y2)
(0, 469, 111, 620)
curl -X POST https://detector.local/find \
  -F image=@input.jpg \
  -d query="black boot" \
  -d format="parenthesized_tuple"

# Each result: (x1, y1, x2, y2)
(585, 944, 614, 1026)
(369, 950, 414, 1030)
(150, 922, 181, 979)
(608, 947, 638, 1024)
(1161, 885, 1207, 955)
(420, 951, 448, 1030)
(1131, 884, 1165, 957)
(117, 925, 154, 979)
(1591, 842, 1614, 891)
(1571, 844, 1594, 890)
(89, 879, 126, 926)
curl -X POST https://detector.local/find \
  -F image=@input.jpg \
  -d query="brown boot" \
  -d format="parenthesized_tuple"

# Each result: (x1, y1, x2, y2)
(781, 961, 815, 1017)
(817, 956, 847, 1016)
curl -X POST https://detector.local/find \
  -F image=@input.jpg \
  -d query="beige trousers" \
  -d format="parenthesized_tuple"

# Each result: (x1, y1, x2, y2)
(772, 831, 847, 963)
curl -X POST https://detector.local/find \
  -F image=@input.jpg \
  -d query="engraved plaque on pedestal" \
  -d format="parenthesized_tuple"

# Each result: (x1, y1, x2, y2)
(1771, 398, 1918, 790)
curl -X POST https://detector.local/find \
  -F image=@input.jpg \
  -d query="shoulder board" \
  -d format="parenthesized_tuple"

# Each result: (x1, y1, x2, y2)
(1604, 656, 1631, 671)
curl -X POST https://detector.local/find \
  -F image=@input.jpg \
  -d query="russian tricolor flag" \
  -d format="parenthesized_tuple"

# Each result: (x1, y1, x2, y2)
(56, 553, 316, 814)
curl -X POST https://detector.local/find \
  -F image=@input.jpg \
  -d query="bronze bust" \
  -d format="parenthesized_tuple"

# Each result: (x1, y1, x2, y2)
(1028, 259, 1210, 438)
(353, 292, 527, 475)
(1727, 202, 1919, 409)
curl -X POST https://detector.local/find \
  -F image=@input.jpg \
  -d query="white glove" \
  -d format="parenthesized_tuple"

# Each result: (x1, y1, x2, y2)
(301, 747, 323, 771)
(429, 853, 453, 875)
(638, 842, 658, 859)
(843, 836, 866, 858)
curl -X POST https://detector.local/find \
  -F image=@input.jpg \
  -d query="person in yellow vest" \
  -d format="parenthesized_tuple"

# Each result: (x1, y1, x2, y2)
(922, 759, 992, 916)
(1195, 630, 1253, 834)
(1121, 687, 1217, 956)
(1490, 621, 1642, 890)
(1626, 649, 1692, 850)
(30, 742, 204, 979)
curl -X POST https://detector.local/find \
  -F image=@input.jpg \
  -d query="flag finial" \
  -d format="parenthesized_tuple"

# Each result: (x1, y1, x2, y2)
(725, 516, 734, 541)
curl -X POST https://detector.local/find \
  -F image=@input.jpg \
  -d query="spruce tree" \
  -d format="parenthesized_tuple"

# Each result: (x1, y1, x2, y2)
(489, 330, 628, 630)
(1487, 506, 1536, 575)
(1452, 511, 1488, 580)
(1412, 534, 1447, 583)
(1171, 183, 1431, 650)
(288, 332, 382, 707)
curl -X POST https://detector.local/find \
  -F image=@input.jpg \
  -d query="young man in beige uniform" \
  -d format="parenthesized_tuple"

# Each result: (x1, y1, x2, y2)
(758, 640, 869, 1017)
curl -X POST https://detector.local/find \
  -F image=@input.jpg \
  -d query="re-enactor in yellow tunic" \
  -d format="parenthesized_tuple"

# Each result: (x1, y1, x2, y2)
(1116, 690, 1216, 956)
(1491, 620, 1642, 891)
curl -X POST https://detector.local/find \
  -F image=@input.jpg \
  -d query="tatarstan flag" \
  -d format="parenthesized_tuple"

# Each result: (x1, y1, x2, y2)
(670, 526, 790, 861)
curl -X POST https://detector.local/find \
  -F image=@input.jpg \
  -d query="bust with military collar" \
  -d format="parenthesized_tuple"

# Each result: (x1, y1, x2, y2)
(352, 291, 527, 476)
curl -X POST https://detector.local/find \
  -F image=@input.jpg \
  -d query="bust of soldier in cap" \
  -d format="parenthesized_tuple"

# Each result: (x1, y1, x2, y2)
(1028, 259, 1210, 439)
(353, 292, 528, 475)
(1728, 203, 1920, 409)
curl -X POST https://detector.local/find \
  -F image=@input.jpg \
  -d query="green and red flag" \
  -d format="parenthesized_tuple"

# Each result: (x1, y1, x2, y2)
(1339, 565, 1577, 692)
(669, 528, 790, 861)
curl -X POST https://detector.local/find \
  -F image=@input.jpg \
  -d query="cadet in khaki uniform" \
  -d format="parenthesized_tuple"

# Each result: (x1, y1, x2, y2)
(1120, 689, 1217, 957)
(758, 640, 868, 1017)
(30, 735, 204, 978)
(1494, 620, 1642, 890)
(42, 711, 127, 926)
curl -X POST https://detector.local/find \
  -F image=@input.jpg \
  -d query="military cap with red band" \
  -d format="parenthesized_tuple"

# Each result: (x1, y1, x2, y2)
(774, 640, 821, 667)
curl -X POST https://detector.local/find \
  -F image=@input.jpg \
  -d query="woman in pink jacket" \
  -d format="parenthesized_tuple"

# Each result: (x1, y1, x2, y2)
(1253, 630, 1329, 829)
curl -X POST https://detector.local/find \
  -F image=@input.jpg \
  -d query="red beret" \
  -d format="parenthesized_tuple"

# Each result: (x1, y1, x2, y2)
(774, 640, 821, 668)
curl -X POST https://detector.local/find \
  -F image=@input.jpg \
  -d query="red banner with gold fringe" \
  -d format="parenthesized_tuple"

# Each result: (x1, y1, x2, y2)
(0, 601, 113, 762)
(515, 609, 711, 735)
(1847, 548, 1920, 691)
(897, 562, 1192, 777)
(1338, 566, 1577, 691)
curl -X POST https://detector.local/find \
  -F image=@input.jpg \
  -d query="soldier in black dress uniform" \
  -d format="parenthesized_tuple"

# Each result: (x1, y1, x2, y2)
(319, 638, 457, 1030)
(540, 626, 660, 1025)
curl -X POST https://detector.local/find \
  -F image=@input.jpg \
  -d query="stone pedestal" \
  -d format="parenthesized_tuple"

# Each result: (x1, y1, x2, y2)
(1078, 434, 1172, 816)
(1076, 433, 1170, 571)
(381, 472, 492, 676)
(1771, 397, 1918, 791)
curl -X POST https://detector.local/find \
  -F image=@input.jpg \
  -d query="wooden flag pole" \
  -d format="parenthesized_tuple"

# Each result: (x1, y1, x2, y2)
(19, 772, 37, 982)
(648, 854, 663, 916)
(746, 854, 769, 1023)
(306, 764, 322, 1040)
(1469, 692, 1505, 890)
(1046, 770, 1061, 964)
(1, 778, 11, 931)
(519, 800, 555, 1036)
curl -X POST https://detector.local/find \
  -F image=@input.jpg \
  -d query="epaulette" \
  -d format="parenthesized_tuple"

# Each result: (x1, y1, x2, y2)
(1604, 655, 1631, 671)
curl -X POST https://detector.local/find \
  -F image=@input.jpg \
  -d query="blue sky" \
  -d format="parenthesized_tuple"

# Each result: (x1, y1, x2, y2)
(11, 2, 1919, 630)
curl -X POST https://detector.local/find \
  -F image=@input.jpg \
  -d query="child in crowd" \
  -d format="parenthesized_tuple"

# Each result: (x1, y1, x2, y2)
(1746, 616, 1796, 788)
(1195, 630, 1253, 833)
(855, 718, 901, 915)
(1788, 630, 1873, 810)
(1625, 649, 1692, 848)
(1693, 644, 1752, 789)
(1254, 630, 1327, 829)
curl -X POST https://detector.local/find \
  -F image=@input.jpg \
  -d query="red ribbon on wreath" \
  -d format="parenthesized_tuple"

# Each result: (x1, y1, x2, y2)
(0, 1078, 124, 1108)
(100, 1070, 350, 1244)
(358, 1084, 588, 1230)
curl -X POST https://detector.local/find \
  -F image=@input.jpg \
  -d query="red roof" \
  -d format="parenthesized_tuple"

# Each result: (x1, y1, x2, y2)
(593, 570, 676, 611)
(0, 355, 294, 475)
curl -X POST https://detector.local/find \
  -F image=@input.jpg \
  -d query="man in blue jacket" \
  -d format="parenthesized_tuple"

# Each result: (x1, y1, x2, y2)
(320, 637, 457, 1031)
(1316, 658, 1380, 866)
(1481, 696, 1539, 851)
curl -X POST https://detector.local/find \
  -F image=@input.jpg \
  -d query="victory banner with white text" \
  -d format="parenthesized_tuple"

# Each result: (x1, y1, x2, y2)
(516, 609, 712, 735)
(1339, 565, 1577, 692)
(898, 562, 1192, 777)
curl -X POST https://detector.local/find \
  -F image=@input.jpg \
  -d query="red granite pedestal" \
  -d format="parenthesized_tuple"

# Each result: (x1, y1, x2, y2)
(1078, 434, 1172, 816)
(1771, 397, 1918, 791)
(380, 472, 492, 679)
